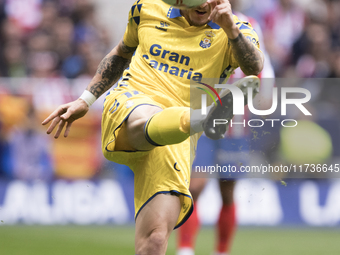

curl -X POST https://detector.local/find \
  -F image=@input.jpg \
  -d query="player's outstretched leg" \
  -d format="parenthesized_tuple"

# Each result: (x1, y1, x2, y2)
(203, 76, 260, 140)
(115, 105, 191, 151)
(135, 193, 181, 255)
(144, 107, 190, 146)
(116, 76, 261, 151)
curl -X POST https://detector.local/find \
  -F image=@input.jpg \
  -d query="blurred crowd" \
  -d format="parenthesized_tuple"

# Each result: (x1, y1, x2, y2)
(0, 0, 339, 79)
(0, 0, 111, 79)
(0, 0, 110, 181)
(237, 0, 340, 78)
(0, 0, 339, 181)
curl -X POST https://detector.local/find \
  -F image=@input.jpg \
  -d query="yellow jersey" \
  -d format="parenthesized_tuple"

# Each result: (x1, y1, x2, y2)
(120, 0, 261, 107)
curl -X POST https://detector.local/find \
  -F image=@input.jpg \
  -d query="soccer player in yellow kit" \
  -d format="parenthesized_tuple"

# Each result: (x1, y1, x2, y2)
(42, 0, 264, 254)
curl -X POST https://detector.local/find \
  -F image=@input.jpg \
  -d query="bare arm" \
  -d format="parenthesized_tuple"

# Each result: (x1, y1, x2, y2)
(208, 0, 264, 75)
(228, 32, 264, 76)
(42, 40, 137, 138)
(86, 40, 137, 98)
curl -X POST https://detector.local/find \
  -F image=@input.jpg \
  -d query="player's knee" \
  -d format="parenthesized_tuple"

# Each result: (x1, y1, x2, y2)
(136, 229, 168, 254)
(120, 117, 151, 151)
(126, 105, 162, 134)
(131, 117, 149, 132)
(126, 116, 150, 141)
(179, 109, 190, 134)
(148, 230, 168, 249)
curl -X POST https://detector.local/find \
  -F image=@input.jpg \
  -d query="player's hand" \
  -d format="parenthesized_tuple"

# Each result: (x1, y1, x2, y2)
(42, 98, 89, 138)
(207, 0, 239, 39)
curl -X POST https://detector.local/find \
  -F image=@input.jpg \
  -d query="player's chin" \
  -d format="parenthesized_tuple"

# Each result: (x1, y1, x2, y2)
(190, 13, 210, 25)
(192, 17, 210, 26)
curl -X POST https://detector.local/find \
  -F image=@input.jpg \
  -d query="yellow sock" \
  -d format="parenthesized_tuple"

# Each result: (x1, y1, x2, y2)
(144, 107, 190, 146)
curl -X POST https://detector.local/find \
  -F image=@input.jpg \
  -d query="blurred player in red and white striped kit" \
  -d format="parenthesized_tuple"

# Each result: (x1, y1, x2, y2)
(177, 1, 275, 254)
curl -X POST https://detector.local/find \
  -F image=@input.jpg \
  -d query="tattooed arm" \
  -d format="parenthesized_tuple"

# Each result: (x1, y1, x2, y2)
(86, 40, 137, 98)
(208, 0, 264, 75)
(228, 33, 264, 76)
(42, 40, 137, 138)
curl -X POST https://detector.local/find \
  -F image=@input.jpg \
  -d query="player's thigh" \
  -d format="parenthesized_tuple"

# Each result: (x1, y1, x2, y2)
(115, 104, 162, 151)
(102, 88, 164, 152)
(135, 193, 181, 250)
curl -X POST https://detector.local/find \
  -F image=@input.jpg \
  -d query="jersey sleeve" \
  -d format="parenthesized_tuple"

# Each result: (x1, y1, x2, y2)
(229, 15, 262, 69)
(123, 0, 144, 48)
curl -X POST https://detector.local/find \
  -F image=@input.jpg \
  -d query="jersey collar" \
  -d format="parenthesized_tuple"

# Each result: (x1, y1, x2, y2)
(167, 7, 220, 29)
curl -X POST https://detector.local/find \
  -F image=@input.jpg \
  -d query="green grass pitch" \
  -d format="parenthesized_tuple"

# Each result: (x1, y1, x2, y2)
(0, 225, 339, 254)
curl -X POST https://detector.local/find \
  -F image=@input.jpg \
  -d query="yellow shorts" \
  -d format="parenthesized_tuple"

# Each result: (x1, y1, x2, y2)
(101, 87, 198, 228)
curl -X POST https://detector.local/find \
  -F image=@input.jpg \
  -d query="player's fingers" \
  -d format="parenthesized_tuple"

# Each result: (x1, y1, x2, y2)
(209, 3, 230, 21)
(54, 119, 66, 139)
(46, 116, 61, 134)
(207, 1, 218, 18)
(64, 121, 73, 138)
(212, 2, 228, 13)
(208, 6, 218, 21)
(208, 0, 218, 10)
(60, 106, 75, 120)
(213, 12, 221, 23)
(214, 5, 226, 17)
(207, 0, 221, 4)
(42, 106, 66, 125)
(42, 113, 57, 125)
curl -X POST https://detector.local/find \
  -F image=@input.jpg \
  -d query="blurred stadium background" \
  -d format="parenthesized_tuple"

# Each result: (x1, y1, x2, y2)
(0, 0, 340, 254)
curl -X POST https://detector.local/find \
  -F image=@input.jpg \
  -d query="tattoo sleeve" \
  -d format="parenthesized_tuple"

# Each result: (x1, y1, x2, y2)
(87, 41, 137, 98)
(229, 33, 264, 76)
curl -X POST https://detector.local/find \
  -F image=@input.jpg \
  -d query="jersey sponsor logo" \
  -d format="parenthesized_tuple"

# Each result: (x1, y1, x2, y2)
(150, 44, 190, 66)
(199, 31, 215, 49)
(143, 44, 203, 82)
(174, 162, 181, 172)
